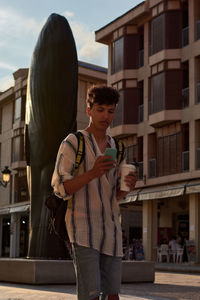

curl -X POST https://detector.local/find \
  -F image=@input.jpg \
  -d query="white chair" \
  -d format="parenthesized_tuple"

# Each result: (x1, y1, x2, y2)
(157, 244, 169, 263)
(169, 249, 176, 263)
(176, 247, 184, 263)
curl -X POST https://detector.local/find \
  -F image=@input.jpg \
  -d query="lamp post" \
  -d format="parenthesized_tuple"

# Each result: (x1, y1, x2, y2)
(0, 166, 11, 187)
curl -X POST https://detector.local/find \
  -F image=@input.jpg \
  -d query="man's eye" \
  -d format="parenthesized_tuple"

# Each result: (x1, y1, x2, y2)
(109, 110, 114, 114)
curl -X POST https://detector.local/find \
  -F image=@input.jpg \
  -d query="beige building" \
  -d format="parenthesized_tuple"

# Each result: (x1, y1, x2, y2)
(96, 0, 200, 262)
(0, 62, 107, 257)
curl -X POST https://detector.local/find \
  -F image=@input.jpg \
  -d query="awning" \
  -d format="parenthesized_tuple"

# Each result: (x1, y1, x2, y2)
(120, 179, 200, 205)
(186, 181, 200, 194)
(120, 194, 138, 204)
(138, 185, 185, 201)
(120, 183, 186, 204)
(0, 204, 30, 215)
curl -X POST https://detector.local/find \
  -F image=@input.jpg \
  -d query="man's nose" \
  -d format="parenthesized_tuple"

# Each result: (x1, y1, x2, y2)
(103, 110, 110, 118)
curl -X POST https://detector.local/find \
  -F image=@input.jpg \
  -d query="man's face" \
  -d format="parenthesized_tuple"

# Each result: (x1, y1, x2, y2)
(87, 103, 116, 130)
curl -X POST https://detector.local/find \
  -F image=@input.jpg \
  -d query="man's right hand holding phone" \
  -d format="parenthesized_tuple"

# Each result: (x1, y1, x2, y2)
(91, 155, 116, 178)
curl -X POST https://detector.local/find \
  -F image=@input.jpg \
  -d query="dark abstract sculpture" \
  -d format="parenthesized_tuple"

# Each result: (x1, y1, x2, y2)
(25, 13, 78, 258)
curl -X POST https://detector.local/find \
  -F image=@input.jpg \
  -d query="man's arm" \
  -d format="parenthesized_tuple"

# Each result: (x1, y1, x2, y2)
(64, 155, 115, 196)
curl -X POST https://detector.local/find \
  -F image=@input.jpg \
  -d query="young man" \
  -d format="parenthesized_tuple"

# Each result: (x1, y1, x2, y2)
(51, 85, 137, 300)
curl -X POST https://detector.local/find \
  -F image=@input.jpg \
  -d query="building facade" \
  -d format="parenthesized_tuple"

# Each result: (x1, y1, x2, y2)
(96, 0, 200, 262)
(0, 62, 107, 258)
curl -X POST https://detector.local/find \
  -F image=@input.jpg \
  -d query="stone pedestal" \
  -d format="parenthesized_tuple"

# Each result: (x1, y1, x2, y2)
(0, 259, 155, 284)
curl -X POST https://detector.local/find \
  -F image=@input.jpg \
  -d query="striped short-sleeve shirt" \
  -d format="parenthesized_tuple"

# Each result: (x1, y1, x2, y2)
(51, 130, 125, 257)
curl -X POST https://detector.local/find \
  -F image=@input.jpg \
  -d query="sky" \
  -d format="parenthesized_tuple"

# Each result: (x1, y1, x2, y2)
(0, 0, 143, 92)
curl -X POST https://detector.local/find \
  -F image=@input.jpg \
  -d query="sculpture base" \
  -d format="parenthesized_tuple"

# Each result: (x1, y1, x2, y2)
(0, 259, 155, 284)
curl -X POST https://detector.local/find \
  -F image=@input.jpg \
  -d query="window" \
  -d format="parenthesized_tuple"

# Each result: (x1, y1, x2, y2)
(138, 81, 144, 123)
(182, 2, 189, 47)
(137, 137, 143, 180)
(196, 20, 200, 40)
(14, 173, 28, 203)
(111, 37, 124, 74)
(157, 132, 182, 176)
(138, 26, 144, 67)
(151, 73, 165, 114)
(12, 135, 24, 162)
(14, 97, 22, 122)
(126, 144, 137, 164)
(148, 133, 157, 178)
(112, 91, 124, 127)
(151, 14, 165, 55)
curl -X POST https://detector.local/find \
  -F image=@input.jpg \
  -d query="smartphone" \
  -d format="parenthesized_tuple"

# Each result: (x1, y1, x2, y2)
(104, 148, 117, 161)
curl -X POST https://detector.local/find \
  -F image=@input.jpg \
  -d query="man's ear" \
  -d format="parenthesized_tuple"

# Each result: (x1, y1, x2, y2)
(86, 106, 91, 117)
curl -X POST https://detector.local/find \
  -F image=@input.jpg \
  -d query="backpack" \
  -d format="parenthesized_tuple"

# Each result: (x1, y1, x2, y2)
(45, 131, 124, 242)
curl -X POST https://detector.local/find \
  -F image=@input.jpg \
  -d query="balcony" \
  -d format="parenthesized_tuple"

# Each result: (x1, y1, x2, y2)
(138, 104, 144, 123)
(182, 87, 189, 108)
(149, 158, 156, 178)
(196, 148, 200, 170)
(196, 83, 200, 104)
(148, 107, 181, 127)
(182, 151, 189, 172)
(182, 27, 189, 47)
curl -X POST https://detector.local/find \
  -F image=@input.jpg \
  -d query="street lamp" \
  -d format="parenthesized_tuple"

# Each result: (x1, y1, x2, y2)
(0, 166, 11, 187)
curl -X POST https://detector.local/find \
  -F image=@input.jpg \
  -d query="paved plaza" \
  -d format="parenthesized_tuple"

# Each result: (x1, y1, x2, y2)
(0, 272, 200, 300)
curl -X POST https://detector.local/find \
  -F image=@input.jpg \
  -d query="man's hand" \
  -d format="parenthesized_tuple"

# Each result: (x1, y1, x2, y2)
(91, 155, 116, 178)
(123, 171, 137, 191)
(116, 171, 137, 201)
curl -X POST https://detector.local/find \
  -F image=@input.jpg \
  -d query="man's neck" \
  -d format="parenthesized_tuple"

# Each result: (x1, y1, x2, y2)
(85, 124, 107, 142)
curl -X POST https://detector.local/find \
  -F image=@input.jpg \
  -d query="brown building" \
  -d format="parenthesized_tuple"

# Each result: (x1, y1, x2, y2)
(96, 0, 200, 262)
(0, 62, 107, 257)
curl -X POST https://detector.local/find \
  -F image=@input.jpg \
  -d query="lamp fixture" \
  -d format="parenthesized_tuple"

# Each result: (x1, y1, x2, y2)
(0, 166, 11, 188)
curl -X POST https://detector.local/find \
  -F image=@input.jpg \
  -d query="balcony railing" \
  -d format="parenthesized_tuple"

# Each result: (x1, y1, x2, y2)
(138, 161, 143, 180)
(149, 158, 156, 178)
(182, 87, 189, 108)
(182, 151, 189, 172)
(196, 148, 200, 170)
(196, 83, 200, 104)
(138, 104, 144, 123)
(138, 49, 144, 68)
(182, 26, 189, 47)
(196, 20, 200, 41)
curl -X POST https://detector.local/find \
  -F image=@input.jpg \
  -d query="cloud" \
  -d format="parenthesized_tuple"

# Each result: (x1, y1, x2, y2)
(0, 6, 44, 91)
(69, 20, 108, 67)
(0, 6, 107, 92)
(0, 61, 17, 72)
(0, 7, 41, 39)
(0, 75, 14, 92)
(63, 11, 74, 18)
(0, 6, 45, 61)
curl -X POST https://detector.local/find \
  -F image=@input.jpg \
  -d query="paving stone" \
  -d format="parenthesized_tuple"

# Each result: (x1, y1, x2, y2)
(0, 272, 200, 299)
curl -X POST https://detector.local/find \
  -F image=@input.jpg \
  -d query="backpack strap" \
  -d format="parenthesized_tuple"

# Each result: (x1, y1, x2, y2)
(73, 131, 85, 175)
(67, 132, 85, 209)
(114, 138, 125, 165)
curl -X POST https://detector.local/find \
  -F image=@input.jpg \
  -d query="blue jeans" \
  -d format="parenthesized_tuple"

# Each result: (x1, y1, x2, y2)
(72, 244, 122, 300)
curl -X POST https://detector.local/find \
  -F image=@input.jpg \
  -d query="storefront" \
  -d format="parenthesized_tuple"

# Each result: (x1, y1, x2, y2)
(0, 204, 29, 258)
(121, 180, 200, 263)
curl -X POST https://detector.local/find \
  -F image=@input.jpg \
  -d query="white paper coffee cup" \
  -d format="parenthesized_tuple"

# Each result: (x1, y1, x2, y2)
(120, 164, 136, 192)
